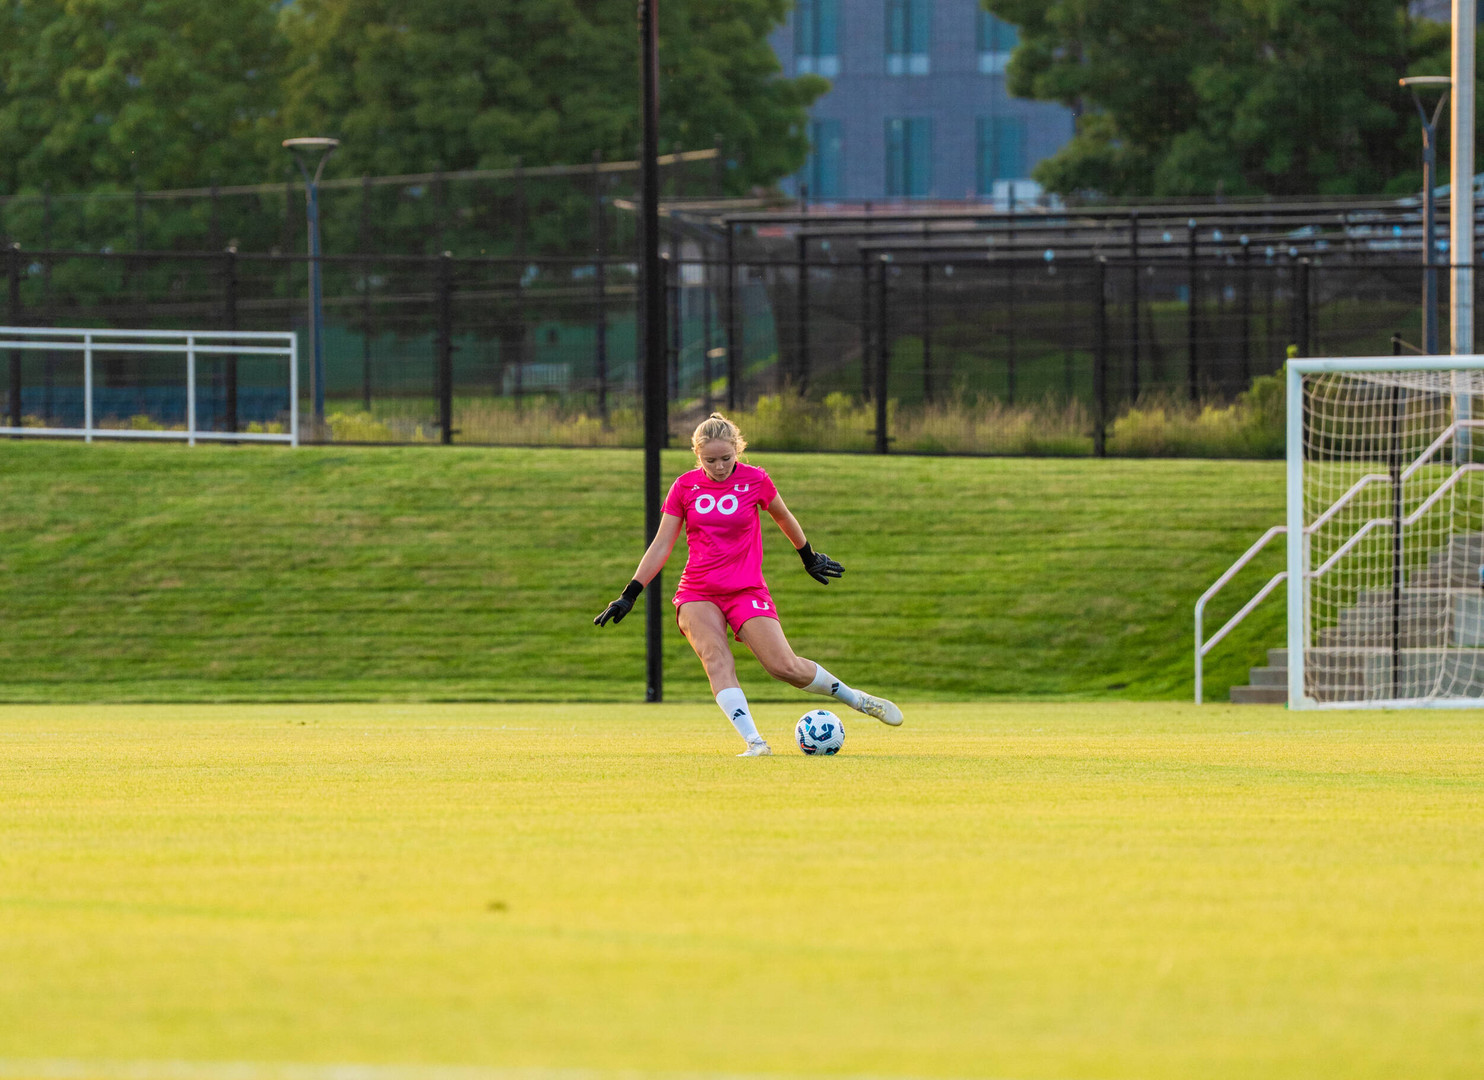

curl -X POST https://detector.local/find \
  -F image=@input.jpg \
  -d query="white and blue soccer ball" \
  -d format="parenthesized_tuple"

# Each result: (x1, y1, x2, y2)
(795, 709, 844, 755)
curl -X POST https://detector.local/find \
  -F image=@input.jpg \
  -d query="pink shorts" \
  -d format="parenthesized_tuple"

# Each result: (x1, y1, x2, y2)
(673, 586, 780, 639)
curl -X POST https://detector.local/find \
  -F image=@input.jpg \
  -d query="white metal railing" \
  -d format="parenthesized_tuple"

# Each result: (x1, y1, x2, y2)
(1194, 526, 1287, 704)
(0, 327, 297, 446)
(1195, 450, 1484, 702)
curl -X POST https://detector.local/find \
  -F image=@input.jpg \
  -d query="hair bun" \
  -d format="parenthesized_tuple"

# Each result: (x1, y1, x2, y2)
(691, 412, 747, 457)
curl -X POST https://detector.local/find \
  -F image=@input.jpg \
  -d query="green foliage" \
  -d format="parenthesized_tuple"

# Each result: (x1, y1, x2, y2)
(0, 0, 284, 195)
(283, 0, 819, 191)
(1108, 374, 1286, 458)
(277, 0, 822, 253)
(988, 0, 1457, 197)
(357, 384, 1284, 458)
(0, 1, 821, 252)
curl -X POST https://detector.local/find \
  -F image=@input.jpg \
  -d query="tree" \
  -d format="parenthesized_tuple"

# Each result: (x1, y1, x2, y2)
(279, 0, 824, 193)
(0, 0, 284, 194)
(988, 0, 1456, 197)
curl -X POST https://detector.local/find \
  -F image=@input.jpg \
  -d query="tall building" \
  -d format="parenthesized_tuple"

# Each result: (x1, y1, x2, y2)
(770, 0, 1074, 203)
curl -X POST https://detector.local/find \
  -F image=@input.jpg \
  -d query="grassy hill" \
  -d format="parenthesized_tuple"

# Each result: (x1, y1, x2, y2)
(0, 441, 1286, 703)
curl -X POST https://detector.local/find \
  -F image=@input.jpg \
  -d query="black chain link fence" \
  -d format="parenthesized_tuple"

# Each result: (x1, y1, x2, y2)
(0, 235, 1460, 457)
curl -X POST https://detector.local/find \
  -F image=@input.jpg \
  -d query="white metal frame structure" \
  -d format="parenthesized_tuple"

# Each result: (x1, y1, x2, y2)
(1197, 354, 1484, 707)
(1194, 525, 1286, 704)
(1287, 355, 1484, 709)
(0, 327, 297, 446)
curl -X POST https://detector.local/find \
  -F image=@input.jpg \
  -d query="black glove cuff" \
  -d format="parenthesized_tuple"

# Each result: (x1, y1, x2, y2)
(621, 579, 644, 603)
(797, 541, 815, 566)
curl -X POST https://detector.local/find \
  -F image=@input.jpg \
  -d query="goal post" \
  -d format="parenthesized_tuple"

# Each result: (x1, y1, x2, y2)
(1287, 355, 1484, 708)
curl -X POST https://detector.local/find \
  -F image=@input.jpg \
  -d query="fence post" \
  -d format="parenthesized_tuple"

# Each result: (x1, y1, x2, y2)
(1062, 258, 1075, 401)
(1187, 221, 1199, 402)
(437, 251, 454, 444)
(433, 168, 447, 252)
(664, 253, 679, 400)
(1129, 210, 1141, 391)
(360, 176, 374, 413)
(1240, 237, 1252, 387)
(593, 150, 609, 423)
(875, 255, 890, 454)
(1094, 257, 1108, 458)
(667, 148, 683, 400)
(282, 171, 294, 256)
(668, 249, 681, 399)
(701, 243, 714, 414)
(796, 232, 809, 390)
(224, 247, 238, 433)
(860, 248, 873, 401)
(921, 223, 932, 401)
(725, 222, 739, 410)
(8, 244, 20, 428)
(513, 157, 527, 258)
(921, 255, 933, 402)
(1298, 258, 1312, 357)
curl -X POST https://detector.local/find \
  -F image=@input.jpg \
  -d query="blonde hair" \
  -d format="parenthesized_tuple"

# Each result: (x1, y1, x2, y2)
(691, 412, 748, 457)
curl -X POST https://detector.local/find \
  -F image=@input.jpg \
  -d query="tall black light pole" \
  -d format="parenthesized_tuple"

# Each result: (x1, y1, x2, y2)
(639, 0, 666, 702)
(283, 137, 340, 429)
(1401, 76, 1450, 355)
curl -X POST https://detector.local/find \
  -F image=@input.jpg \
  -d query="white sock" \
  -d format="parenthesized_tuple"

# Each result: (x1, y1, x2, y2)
(716, 687, 762, 744)
(804, 663, 864, 711)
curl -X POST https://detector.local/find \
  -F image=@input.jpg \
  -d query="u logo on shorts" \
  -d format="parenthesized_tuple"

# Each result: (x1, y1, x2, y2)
(751, 599, 771, 610)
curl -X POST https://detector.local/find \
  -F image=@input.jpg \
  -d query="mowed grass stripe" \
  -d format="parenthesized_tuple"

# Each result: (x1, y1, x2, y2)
(0, 703, 1480, 1078)
(0, 1062, 997, 1080)
(0, 443, 1285, 702)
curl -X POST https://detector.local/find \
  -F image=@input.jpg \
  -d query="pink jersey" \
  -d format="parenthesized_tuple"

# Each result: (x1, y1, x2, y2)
(662, 462, 779, 595)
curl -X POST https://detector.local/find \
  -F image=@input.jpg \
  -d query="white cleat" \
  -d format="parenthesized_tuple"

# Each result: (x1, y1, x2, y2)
(738, 739, 773, 757)
(856, 693, 903, 727)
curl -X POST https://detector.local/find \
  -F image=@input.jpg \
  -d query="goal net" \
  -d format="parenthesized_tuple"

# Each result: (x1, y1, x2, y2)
(1288, 356, 1484, 707)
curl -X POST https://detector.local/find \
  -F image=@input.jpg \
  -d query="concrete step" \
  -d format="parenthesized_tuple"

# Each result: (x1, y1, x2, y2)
(1231, 684, 1286, 704)
(1409, 569, 1482, 589)
(1249, 665, 1286, 686)
(1268, 648, 1288, 667)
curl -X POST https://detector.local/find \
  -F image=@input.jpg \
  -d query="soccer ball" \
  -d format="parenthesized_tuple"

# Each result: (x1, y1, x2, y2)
(795, 709, 844, 755)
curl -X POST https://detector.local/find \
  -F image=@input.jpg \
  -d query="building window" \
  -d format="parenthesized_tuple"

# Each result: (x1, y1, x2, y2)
(977, 11, 1018, 75)
(795, 0, 840, 77)
(885, 118, 932, 198)
(977, 116, 1027, 195)
(804, 120, 844, 199)
(886, 0, 931, 76)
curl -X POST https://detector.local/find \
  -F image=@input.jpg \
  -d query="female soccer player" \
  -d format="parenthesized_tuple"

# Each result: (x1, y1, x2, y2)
(594, 413, 902, 755)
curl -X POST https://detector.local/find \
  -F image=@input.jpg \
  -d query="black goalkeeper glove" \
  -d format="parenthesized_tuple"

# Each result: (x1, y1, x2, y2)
(797, 541, 844, 585)
(594, 579, 644, 626)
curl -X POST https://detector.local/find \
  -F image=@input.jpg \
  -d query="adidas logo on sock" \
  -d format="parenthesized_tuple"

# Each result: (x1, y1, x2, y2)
(732, 708, 747, 719)
(831, 682, 839, 694)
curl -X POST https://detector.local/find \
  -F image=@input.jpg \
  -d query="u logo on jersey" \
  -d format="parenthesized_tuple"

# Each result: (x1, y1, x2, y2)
(693, 493, 740, 516)
(733, 483, 751, 493)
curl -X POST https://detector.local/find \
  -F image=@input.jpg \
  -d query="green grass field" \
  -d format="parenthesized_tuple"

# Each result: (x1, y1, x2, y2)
(0, 442, 1285, 703)
(1, 702, 1480, 1079)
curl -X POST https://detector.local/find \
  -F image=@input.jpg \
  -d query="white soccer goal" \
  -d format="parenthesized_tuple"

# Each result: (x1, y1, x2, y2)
(1286, 355, 1484, 708)
(0, 327, 298, 446)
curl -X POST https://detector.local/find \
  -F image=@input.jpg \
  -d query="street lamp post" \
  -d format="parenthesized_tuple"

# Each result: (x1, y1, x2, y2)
(1400, 77, 1450, 355)
(283, 137, 340, 430)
